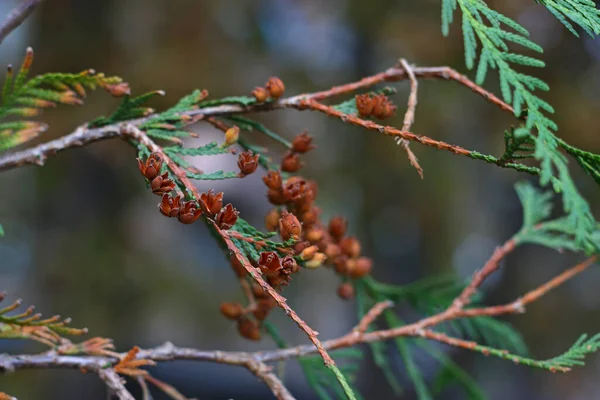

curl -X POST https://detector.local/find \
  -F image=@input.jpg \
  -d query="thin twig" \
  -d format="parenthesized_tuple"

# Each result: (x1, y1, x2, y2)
(0, 0, 43, 45)
(97, 368, 135, 400)
(397, 58, 423, 178)
(0, 62, 525, 174)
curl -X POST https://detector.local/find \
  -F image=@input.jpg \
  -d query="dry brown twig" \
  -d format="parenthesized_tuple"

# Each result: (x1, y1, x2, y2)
(397, 58, 424, 178)
(0, 0, 44, 45)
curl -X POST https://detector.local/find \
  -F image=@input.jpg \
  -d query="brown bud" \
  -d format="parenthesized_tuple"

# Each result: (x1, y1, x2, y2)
(281, 256, 299, 274)
(282, 178, 312, 203)
(305, 228, 325, 243)
(252, 283, 268, 298)
(224, 126, 240, 146)
(324, 243, 342, 260)
(151, 172, 176, 195)
(216, 203, 239, 230)
(178, 200, 203, 224)
(340, 236, 361, 258)
(305, 252, 326, 269)
(299, 245, 319, 260)
(266, 77, 285, 99)
(301, 207, 320, 227)
(265, 208, 281, 232)
(103, 82, 131, 98)
(347, 257, 372, 278)
(252, 86, 269, 103)
(220, 302, 243, 320)
(258, 251, 281, 273)
(337, 283, 355, 299)
(200, 189, 224, 216)
(281, 151, 303, 173)
(371, 95, 396, 119)
(279, 211, 302, 241)
(355, 94, 374, 117)
(238, 151, 259, 176)
(237, 318, 261, 341)
(334, 256, 348, 274)
(230, 254, 246, 278)
(328, 217, 347, 241)
(267, 189, 287, 205)
(262, 170, 283, 190)
(291, 131, 315, 153)
(137, 153, 163, 180)
(159, 194, 181, 218)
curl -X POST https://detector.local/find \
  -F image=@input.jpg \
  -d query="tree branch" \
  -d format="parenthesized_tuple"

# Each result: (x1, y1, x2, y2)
(0, 0, 44, 45)
(0, 62, 526, 174)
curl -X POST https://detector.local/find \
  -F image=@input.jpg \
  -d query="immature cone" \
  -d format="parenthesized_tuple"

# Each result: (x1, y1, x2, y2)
(328, 216, 347, 241)
(216, 204, 239, 229)
(103, 82, 131, 98)
(291, 131, 315, 153)
(252, 86, 269, 103)
(237, 318, 261, 341)
(337, 283, 355, 299)
(178, 200, 203, 224)
(159, 194, 181, 217)
(355, 94, 374, 117)
(266, 77, 285, 99)
(265, 208, 281, 231)
(305, 252, 327, 269)
(340, 236, 361, 258)
(138, 153, 163, 180)
(258, 251, 282, 273)
(200, 189, 224, 216)
(279, 211, 302, 241)
(151, 172, 176, 195)
(220, 302, 243, 320)
(347, 257, 373, 278)
(299, 245, 319, 260)
(262, 170, 283, 190)
(371, 95, 396, 119)
(238, 151, 259, 176)
(224, 126, 240, 146)
(281, 151, 303, 173)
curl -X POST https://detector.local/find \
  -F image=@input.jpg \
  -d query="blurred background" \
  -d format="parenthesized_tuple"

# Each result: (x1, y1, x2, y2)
(0, 0, 599, 399)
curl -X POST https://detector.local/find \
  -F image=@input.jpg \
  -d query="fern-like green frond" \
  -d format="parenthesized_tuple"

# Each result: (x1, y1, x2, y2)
(0, 292, 87, 347)
(0, 47, 123, 151)
(441, 0, 598, 252)
(536, 0, 600, 37)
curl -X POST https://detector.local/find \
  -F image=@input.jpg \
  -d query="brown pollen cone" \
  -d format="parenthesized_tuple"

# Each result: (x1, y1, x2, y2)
(281, 151, 303, 173)
(151, 172, 176, 195)
(262, 170, 283, 190)
(237, 151, 259, 176)
(216, 204, 239, 230)
(252, 86, 269, 103)
(178, 200, 203, 224)
(200, 189, 224, 216)
(355, 94, 374, 117)
(159, 194, 181, 217)
(328, 216, 347, 241)
(138, 153, 163, 180)
(220, 302, 243, 320)
(279, 211, 302, 241)
(237, 318, 261, 341)
(291, 131, 315, 153)
(266, 77, 285, 99)
(337, 283, 355, 299)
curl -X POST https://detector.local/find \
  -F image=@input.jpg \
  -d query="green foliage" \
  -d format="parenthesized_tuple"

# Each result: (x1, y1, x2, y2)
(197, 95, 257, 107)
(89, 91, 164, 128)
(536, 0, 600, 37)
(515, 181, 600, 253)
(0, 48, 122, 150)
(356, 277, 495, 399)
(0, 223, 4, 237)
(441, 0, 600, 253)
(0, 293, 87, 346)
